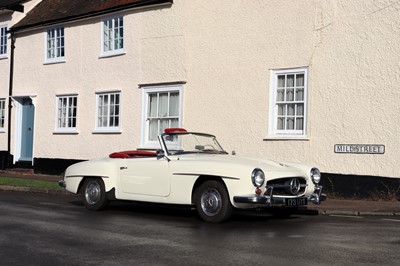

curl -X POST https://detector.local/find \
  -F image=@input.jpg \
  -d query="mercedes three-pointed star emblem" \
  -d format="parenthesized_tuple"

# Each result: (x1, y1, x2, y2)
(289, 178, 301, 195)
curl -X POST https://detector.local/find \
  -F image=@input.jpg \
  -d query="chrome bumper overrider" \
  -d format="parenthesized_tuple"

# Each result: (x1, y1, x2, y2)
(58, 180, 66, 188)
(233, 185, 327, 207)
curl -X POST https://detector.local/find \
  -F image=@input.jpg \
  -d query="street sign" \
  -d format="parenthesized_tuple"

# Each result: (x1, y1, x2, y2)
(334, 144, 385, 154)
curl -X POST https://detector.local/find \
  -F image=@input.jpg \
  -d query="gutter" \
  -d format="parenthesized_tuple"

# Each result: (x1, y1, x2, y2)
(11, 0, 173, 33)
(6, 30, 15, 165)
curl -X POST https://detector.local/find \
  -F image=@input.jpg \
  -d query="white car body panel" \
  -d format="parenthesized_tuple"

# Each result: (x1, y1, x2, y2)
(64, 153, 313, 207)
(61, 129, 325, 220)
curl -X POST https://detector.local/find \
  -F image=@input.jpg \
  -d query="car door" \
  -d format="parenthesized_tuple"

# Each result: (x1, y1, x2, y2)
(119, 157, 170, 197)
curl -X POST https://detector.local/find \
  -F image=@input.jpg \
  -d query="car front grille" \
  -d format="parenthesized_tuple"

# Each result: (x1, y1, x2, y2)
(265, 177, 307, 197)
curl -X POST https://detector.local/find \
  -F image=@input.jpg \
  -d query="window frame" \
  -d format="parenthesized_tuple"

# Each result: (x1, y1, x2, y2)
(54, 94, 78, 134)
(0, 25, 7, 59)
(141, 85, 183, 148)
(100, 16, 124, 57)
(0, 98, 6, 132)
(45, 26, 65, 64)
(268, 67, 309, 139)
(94, 91, 121, 134)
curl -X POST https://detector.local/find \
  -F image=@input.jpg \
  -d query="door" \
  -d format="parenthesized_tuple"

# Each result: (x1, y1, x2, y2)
(120, 158, 170, 197)
(19, 98, 35, 161)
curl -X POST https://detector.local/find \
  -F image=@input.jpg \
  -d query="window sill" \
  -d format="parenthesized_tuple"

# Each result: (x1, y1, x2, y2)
(44, 58, 66, 65)
(99, 50, 126, 59)
(0, 55, 8, 60)
(264, 135, 310, 141)
(53, 129, 79, 135)
(92, 128, 122, 134)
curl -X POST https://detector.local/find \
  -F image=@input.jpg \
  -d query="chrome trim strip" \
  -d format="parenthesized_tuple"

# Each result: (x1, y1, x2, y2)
(172, 173, 240, 180)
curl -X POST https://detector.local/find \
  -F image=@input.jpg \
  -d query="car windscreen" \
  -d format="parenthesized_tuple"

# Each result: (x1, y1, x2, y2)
(162, 133, 227, 155)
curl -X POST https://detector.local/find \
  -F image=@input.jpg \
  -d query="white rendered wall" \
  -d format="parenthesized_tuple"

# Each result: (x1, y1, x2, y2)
(10, 0, 400, 178)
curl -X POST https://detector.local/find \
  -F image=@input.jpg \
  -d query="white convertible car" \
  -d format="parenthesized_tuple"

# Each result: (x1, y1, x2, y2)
(60, 128, 326, 223)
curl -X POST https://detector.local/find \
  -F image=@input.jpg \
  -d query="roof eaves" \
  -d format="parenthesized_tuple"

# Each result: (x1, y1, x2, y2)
(11, 0, 173, 32)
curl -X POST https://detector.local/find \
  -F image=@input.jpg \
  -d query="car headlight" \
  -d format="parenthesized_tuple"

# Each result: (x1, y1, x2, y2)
(310, 168, 321, 184)
(251, 168, 265, 188)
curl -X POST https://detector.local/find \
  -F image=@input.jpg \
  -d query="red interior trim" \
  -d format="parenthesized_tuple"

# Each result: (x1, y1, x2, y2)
(109, 150, 157, 159)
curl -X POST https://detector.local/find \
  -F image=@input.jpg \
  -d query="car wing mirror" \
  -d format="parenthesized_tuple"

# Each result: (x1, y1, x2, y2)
(156, 149, 171, 161)
(156, 149, 165, 158)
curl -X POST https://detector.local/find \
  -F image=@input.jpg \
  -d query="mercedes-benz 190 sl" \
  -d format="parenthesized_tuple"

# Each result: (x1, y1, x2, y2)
(59, 128, 326, 223)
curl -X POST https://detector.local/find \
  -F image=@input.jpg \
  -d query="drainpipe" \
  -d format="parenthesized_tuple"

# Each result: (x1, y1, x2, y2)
(6, 30, 15, 167)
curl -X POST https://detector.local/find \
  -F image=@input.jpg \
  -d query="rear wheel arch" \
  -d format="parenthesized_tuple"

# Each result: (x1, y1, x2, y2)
(78, 176, 116, 199)
(79, 177, 107, 210)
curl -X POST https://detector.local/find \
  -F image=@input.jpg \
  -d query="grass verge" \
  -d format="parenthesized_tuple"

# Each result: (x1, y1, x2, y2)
(0, 177, 62, 190)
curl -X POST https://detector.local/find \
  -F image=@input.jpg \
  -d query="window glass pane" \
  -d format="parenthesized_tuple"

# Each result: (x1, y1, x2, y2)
(277, 117, 284, 130)
(287, 75, 294, 87)
(148, 93, 157, 117)
(158, 93, 168, 117)
(287, 104, 295, 115)
(149, 119, 158, 141)
(296, 74, 304, 87)
(277, 89, 284, 102)
(296, 118, 304, 130)
(286, 89, 294, 101)
(296, 88, 304, 101)
(97, 93, 120, 129)
(170, 118, 179, 128)
(169, 92, 179, 116)
(297, 104, 304, 116)
(0, 99, 5, 128)
(56, 96, 77, 129)
(145, 88, 181, 145)
(0, 27, 7, 55)
(277, 105, 285, 115)
(286, 117, 294, 130)
(277, 75, 285, 88)
(160, 119, 170, 134)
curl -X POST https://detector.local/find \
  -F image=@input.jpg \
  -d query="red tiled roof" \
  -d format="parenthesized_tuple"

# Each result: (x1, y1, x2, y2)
(12, 0, 173, 31)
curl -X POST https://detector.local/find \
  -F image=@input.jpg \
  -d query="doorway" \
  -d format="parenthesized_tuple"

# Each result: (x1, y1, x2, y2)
(13, 97, 35, 163)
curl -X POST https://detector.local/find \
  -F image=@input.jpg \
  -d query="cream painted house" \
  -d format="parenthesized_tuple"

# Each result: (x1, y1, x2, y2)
(1, 0, 399, 182)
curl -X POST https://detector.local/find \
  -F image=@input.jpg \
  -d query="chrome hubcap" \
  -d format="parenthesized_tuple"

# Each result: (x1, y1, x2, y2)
(85, 182, 101, 205)
(201, 188, 222, 216)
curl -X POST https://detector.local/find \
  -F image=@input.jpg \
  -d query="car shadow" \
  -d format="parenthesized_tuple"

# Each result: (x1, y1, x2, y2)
(68, 199, 318, 223)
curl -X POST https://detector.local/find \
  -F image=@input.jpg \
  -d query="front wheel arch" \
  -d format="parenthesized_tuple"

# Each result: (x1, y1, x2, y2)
(193, 179, 233, 223)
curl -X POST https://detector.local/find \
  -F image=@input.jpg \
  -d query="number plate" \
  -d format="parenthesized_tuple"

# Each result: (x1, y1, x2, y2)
(285, 197, 308, 207)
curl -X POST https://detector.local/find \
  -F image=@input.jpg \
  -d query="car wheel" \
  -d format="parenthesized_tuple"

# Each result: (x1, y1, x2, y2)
(82, 178, 108, 211)
(195, 180, 233, 223)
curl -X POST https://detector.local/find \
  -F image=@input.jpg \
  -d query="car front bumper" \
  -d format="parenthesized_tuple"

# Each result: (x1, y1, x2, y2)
(233, 185, 327, 207)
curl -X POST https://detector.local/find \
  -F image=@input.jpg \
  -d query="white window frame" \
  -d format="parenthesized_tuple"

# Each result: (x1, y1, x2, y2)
(0, 98, 6, 132)
(94, 91, 121, 133)
(100, 16, 124, 57)
(268, 67, 308, 139)
(54, 94, 78, 134)
(141, 85, 183, 148)
(0, 25, 7, 59)
(45, 26, 65, 64)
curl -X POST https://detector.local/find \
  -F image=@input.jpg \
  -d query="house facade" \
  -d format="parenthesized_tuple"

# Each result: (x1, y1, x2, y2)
(0, 0, 41, 168)
(1, 0, 399, 181)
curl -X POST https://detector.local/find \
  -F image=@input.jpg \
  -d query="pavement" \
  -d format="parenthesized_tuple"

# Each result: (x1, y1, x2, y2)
(1, 170, 400, 216)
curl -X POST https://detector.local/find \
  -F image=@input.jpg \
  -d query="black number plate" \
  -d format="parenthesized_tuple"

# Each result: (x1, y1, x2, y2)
(285, 197, 308, 207)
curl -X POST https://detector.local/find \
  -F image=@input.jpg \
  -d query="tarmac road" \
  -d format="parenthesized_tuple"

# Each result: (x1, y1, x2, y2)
(0, 191, 399, 266)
